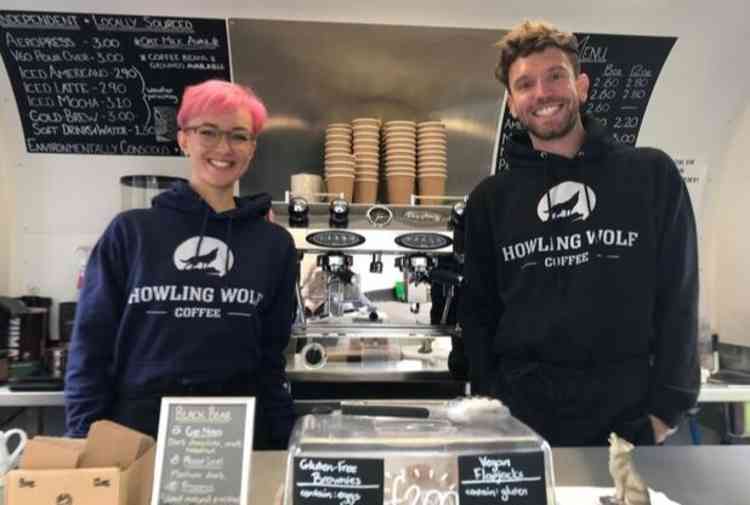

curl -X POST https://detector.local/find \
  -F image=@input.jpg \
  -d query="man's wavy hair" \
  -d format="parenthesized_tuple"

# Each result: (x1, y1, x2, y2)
(495, 20, 580, 90)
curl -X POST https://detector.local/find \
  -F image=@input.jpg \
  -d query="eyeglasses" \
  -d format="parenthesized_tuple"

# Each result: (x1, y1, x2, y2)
(183, 125, 257, 150)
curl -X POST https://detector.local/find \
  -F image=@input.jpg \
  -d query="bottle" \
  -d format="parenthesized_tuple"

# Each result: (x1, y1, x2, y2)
(74, 246, 92, 300)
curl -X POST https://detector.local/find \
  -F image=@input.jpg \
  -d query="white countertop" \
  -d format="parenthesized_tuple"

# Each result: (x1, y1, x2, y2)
(696, 383, 750, 402)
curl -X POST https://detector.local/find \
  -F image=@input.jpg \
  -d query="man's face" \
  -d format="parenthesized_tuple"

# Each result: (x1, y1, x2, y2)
(506, 47, 589, 142)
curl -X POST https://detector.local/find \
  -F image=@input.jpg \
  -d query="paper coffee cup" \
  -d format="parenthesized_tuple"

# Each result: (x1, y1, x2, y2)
(354, 179, 379, 204)
(326, 174, 355, 202)
(387, 174, 415, 204)
(417, 174, 447, 205)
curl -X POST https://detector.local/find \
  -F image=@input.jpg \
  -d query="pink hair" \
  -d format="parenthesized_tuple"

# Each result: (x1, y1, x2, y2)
(176, 79, 268, 134)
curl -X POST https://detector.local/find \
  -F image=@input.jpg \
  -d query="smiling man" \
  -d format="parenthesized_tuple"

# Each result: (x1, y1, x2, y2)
(460, 21, 700, 446)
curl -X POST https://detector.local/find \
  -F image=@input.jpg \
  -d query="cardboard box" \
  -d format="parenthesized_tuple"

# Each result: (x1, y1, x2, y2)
(20, 438, 84, 469)
(5, 422, 156, 505)
(79, 420, 153, 470)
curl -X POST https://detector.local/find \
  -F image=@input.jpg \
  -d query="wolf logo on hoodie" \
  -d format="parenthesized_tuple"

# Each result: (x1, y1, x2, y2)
(174, 237, 234, 277)
(537, 181, 597, 223)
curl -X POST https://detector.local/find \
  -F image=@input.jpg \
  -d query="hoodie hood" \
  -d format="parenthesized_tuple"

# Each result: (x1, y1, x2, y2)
(153, 180, 272, 221)
(152, 181, 272, 275)
(504, 114, 617, 172)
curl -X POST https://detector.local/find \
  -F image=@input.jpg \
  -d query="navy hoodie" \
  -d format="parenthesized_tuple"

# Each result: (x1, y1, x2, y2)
(461, 116, 699, 443)
(65, 182, 296, 443)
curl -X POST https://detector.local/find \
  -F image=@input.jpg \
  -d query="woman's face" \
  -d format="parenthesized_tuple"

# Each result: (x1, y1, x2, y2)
(177, 108, 257, 192)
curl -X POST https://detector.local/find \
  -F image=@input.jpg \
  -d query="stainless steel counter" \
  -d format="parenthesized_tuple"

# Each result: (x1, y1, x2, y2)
(286, 353, 454, 382)
(0, 386, 65, 407)
(286, 340, 455, 382)
(250, 446, 750, 505)
(0, 383, 749, 407)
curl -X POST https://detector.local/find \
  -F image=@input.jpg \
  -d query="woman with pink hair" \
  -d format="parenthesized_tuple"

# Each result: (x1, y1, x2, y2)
(66, 80, 296, 449)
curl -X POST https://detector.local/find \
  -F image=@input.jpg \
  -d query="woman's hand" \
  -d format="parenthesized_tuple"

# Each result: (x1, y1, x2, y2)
(649, 414, 675, 444)
(273, 484, 285, 505)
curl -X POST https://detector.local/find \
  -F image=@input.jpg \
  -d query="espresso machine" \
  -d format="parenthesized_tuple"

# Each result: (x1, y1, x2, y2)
(275, 194, 466, 397)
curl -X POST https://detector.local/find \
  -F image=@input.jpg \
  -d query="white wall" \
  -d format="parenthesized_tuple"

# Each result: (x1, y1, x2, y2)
(0, 0, 749, 342)
(0, 121, 12, 295)
(711, 102, 750, 345)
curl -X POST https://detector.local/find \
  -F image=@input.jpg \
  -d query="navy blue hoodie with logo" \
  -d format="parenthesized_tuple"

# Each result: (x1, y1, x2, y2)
(461, 116, 699, 445)
(65, 182, 296, 445)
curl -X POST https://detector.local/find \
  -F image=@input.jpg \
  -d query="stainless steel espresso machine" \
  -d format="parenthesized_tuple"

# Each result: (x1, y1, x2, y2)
(275, 194, 467, 399)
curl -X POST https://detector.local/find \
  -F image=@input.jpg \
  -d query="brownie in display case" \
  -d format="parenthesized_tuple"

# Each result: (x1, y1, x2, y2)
(284, 398, 556, 505)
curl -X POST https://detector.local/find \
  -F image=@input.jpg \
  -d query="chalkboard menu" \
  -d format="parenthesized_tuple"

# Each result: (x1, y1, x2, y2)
(152, 398, 255, 505)
(458, 452, 548, 505)
(293, 457, 384, 505)
(497, 33, 676, 171)
(0, 11, 230, 156)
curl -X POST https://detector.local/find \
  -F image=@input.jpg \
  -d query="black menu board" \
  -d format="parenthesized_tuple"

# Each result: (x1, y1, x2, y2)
(497, 33, 676, 171)
(458, 452, 548, 505)
(293, 457, 384, 505)
(152, 398, 255, 505)
(0, 11, 230, 156)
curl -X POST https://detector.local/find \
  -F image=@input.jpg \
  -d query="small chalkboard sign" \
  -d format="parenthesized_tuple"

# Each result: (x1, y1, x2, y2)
(151, 397, 255, 505)
(293, 457, 384, 505)
(458, 452, 548, 505)
(496, 33, 676, 171)
(0, 10, 230, 156)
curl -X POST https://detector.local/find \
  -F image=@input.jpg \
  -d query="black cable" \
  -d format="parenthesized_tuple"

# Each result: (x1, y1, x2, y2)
(0, 407, 27, 428)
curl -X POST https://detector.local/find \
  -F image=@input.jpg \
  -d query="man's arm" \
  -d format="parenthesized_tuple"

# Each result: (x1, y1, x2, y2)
(649, 154, 700, 439)
(65, 219, 127, 437)
(258, 235, 296, 448)
(460, 183, 502, 395)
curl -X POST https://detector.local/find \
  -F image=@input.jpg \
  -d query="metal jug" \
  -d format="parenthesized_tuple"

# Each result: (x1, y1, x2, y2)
(0, 429, 27, 475)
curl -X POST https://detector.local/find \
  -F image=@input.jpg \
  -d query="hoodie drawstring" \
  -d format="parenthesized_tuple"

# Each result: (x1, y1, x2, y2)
(194, 202, 234, 277)
(542, 156, 566, 296)
(579, 161, 601, 260)
(194, 202, 210, 259)
(225, 218, 233, 275)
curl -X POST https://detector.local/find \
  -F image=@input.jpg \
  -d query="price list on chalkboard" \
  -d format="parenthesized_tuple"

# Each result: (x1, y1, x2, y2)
(497, 33, 676, 171)
(458, 452, 548, 505)
(293, 457, 384, 505)
(0, 11, 230, 156)
(154, 399, 254, 505)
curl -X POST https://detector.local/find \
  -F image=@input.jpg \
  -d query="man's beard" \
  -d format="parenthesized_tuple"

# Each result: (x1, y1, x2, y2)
(523, 101, 579, 141)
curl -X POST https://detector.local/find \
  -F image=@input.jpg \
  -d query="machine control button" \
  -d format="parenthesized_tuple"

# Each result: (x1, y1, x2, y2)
(289, 196, 310, 227)
(329, 198, 349, 228)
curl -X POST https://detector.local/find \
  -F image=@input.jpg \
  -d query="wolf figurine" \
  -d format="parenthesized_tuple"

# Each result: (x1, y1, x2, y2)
(601, 433, 651, 505)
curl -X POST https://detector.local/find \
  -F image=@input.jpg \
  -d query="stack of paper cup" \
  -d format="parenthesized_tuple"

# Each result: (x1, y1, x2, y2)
(416, 120, 448, 205)
(325, 123, 355, 201)
(351, 118, 381, 204)
(383, 120, 417, 204)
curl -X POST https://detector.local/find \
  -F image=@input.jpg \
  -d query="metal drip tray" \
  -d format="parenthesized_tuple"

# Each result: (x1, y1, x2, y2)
(293, 322, 454, 338)
(708, 370, 750, 385)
